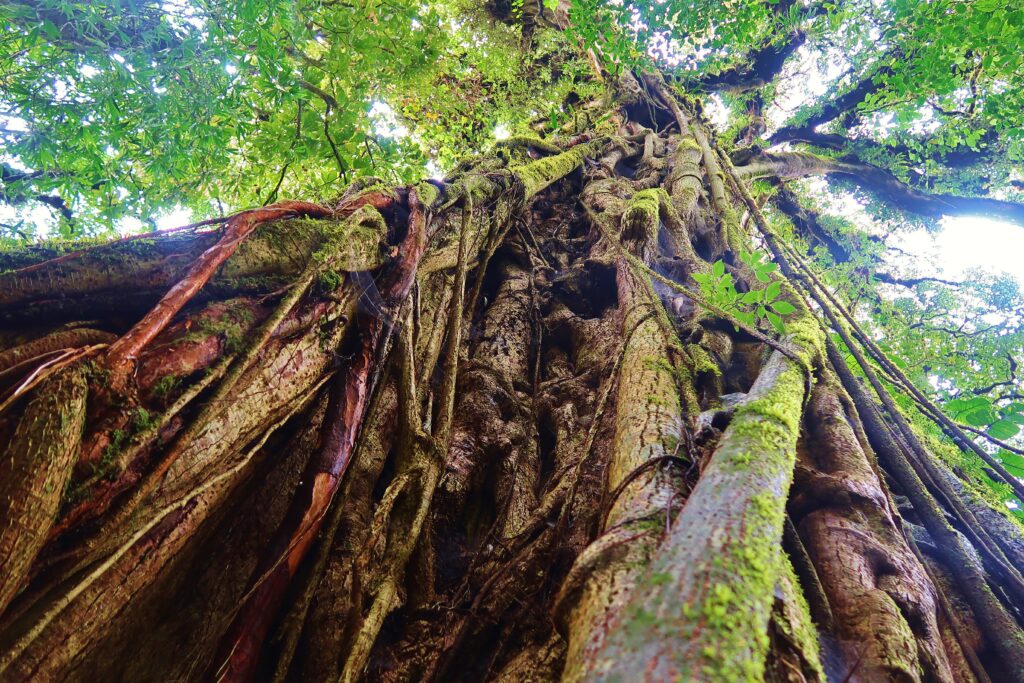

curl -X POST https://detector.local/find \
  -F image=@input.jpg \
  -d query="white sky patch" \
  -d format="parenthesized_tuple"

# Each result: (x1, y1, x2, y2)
(426, 159, 445, 180)
(118, 216, 145, 234)
(155, 206, 194, 231)
(766, 45, 848, 130)
(802, 179, 1024, 287)
(369, 101, 409, 139)
(0, 203, 54, 235)
(891, 216, 1024, 285)
(704, 94, 730, 132)
(0, 115, 29, 133)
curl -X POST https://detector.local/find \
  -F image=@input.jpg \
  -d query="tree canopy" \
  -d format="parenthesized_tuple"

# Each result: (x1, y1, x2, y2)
(3, 0, 1023, 233)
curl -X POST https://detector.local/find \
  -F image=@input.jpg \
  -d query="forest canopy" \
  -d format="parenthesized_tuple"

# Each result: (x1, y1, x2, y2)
(2, 0, 1024, 234)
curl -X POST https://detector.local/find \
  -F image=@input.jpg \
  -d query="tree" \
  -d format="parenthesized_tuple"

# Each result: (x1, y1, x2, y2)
(1, 0, 1024, 681)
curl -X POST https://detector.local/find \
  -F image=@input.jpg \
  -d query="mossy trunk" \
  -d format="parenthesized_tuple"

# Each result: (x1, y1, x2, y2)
(1, 77, 1022, 683)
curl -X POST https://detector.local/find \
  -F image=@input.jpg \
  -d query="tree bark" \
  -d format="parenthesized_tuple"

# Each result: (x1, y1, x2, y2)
(1, 78, 1022, 683)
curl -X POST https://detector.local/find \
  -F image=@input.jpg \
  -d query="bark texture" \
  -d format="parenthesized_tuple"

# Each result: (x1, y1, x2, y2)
(1, 77, 1022, 683)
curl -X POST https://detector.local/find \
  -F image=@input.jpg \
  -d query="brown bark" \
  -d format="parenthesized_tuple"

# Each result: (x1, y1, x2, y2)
(0, 80, 1022, 683)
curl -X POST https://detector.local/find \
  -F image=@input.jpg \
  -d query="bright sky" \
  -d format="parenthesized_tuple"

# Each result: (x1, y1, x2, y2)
(894, 216, 1024, 285)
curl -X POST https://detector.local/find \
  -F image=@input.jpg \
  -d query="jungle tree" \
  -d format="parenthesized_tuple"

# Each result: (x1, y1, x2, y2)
(1, 0, 1024, 681)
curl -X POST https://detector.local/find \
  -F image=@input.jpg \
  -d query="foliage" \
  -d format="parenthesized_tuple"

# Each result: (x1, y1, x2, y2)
(692, 251, 792, 334)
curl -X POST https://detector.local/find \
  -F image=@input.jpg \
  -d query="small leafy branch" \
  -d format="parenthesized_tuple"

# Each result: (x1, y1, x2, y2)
(691, 250, 795, 334)
(945, 396, 1024, 440)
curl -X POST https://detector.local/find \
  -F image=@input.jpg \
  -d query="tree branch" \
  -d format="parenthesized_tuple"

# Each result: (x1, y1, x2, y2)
(738, 151, 1024, 226)
(690, 30, 808, 93)
(300, 80, 339, 109)
(769, 61, 893, 144)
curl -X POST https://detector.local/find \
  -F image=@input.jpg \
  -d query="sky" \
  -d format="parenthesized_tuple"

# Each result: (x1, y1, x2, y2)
(894, 216, 1024, 283)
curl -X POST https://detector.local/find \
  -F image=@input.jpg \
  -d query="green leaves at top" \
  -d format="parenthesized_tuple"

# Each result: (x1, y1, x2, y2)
(945, 396, 1024, 440)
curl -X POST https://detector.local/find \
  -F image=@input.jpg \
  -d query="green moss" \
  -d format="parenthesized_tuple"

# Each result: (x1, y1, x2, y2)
(773, 554, 826, 680)
(685, 343, 721, 377)
(689, 490, 784, 682)
(181, 302, 258, 355)
(313, 207, 387, 269)
(415, 180, 441, 209)
(622, 189, 661, 246)
(494, 135, 563, 156)
(151, 373, 182, 400)
(317, 268, 344, 293)
(95, 428, 127, 480)
(131, 407, 154, 431)
(513, 137, 605, 198)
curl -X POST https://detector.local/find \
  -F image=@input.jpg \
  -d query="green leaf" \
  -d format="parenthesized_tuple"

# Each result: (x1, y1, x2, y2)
(963, 407, 996, 427)
(770, 300, 796, 315)
(712, 260, 725, 278)
(766, 311, 786, 334)
(948, 397, 990, 419)
(735, 311, 756, 326)
(765, 281, 782, 301)
(989, 419, 1020, 440)
(741, 290, 762, 304)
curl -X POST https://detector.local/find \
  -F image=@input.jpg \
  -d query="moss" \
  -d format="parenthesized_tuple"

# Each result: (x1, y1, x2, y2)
(513, 138, 605, 198)
(637, 317, 820, 680)
(622, 189, 661, 247)
(61, 478, 92, 509)
(151, 374, 182, 400)
(131, 407, 154, 432)
(95, 428, 127, 480)
(181, 302, 258, 355)
(494, 135, 563, 156)
(317, 315, 335, 351)
(313, 207, 387, 269)
(680, 321, 821, 679)
(773, 554, 826, 680)
(415, 180, 441, 209)
(317, 268, 344, 293)
(85, 359, 111, 388)
(688, 490, 785, 682)
(685, 343, 721, 377)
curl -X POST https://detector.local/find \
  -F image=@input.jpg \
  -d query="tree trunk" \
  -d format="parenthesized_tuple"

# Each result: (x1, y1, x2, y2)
(1, 77, 1022, 683)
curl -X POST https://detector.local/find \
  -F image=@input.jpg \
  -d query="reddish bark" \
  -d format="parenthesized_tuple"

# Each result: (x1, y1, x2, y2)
(104, 202, 336, 387)
(209, 189, 428, 681)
